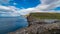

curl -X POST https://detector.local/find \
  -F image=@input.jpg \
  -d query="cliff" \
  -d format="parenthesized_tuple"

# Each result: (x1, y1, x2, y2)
(8, 13, 60, 34)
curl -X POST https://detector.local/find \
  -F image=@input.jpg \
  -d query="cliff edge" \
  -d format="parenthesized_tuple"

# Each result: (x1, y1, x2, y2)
(8, 13, 60, 34)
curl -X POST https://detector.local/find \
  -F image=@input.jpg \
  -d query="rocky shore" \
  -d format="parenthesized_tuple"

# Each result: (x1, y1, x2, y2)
(8, 13, 60, 34)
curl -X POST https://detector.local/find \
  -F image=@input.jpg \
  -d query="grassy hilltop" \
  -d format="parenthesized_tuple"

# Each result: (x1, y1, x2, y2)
(30, 13, 60, 19)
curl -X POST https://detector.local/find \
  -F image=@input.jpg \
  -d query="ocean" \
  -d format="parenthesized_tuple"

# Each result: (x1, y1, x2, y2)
(0, 16, 28, 34)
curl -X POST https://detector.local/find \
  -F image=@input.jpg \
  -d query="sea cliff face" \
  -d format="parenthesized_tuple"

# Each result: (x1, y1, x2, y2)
(8, 13, 60, 34)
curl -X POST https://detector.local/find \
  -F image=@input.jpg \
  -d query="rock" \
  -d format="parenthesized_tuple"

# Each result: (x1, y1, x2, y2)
(27, 13, 60, 26)
(8, 13, 60, 34)
(8, 23, 60, 34)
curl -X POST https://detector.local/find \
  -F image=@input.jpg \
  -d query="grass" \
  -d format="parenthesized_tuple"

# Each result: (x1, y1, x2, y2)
(30, 13, 60, 19)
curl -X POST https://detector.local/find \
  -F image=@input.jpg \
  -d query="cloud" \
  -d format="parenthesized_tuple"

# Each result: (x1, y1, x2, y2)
(18, 0, 60, 15)
(36, 0, 60, 10)
(0, 0, 60, 16)
(0, 0, 13, 5)
(0, 5, 20, 16)
(13, 3, 17, 5)
(40, 0, 58, 5)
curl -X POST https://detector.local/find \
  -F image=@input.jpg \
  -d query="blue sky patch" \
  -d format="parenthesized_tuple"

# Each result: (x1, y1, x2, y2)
(9, 0, 41, 8)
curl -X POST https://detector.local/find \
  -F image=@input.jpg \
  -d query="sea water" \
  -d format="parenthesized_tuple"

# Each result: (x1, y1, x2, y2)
(0, 16, 28, 34)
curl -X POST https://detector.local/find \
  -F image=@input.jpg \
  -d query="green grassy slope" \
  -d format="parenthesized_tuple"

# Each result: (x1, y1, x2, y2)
(30, 13, 60, 19)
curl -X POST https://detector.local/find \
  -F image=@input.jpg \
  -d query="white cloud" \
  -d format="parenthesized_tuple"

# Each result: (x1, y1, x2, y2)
(13, 3, 17, 5)
(40, 0, 58, 5)
(0, 0, 13, 5)
(36, 0, 60, 10)
(18, 0, 60, 15)
(0, 0, 60, 16)
(0, 5, 20, 16)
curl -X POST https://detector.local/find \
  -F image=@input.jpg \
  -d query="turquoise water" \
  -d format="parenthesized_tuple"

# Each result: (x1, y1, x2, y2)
(0, 16, 28, 34)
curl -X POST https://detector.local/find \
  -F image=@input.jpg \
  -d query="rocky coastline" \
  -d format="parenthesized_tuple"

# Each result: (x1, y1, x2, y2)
(8, 13, 60, 34)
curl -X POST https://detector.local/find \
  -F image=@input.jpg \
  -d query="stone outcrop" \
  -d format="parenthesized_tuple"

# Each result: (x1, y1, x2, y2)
(27, 13, 60, 26)
(8, 23, 60, 34)
(8, 13, 60, 34)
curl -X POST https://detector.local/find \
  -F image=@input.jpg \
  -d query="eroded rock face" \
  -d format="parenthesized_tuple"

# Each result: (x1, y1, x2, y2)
(8, 23, 60, 34)
(27, 14, 60, 26)
(8, 13, 60, 34)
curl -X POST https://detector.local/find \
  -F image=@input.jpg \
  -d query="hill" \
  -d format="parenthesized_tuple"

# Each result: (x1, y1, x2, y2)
(30, 13, 60, 19)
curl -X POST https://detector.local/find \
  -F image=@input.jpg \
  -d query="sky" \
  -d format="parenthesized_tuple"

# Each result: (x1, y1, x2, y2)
(0, 0, 60, 16)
